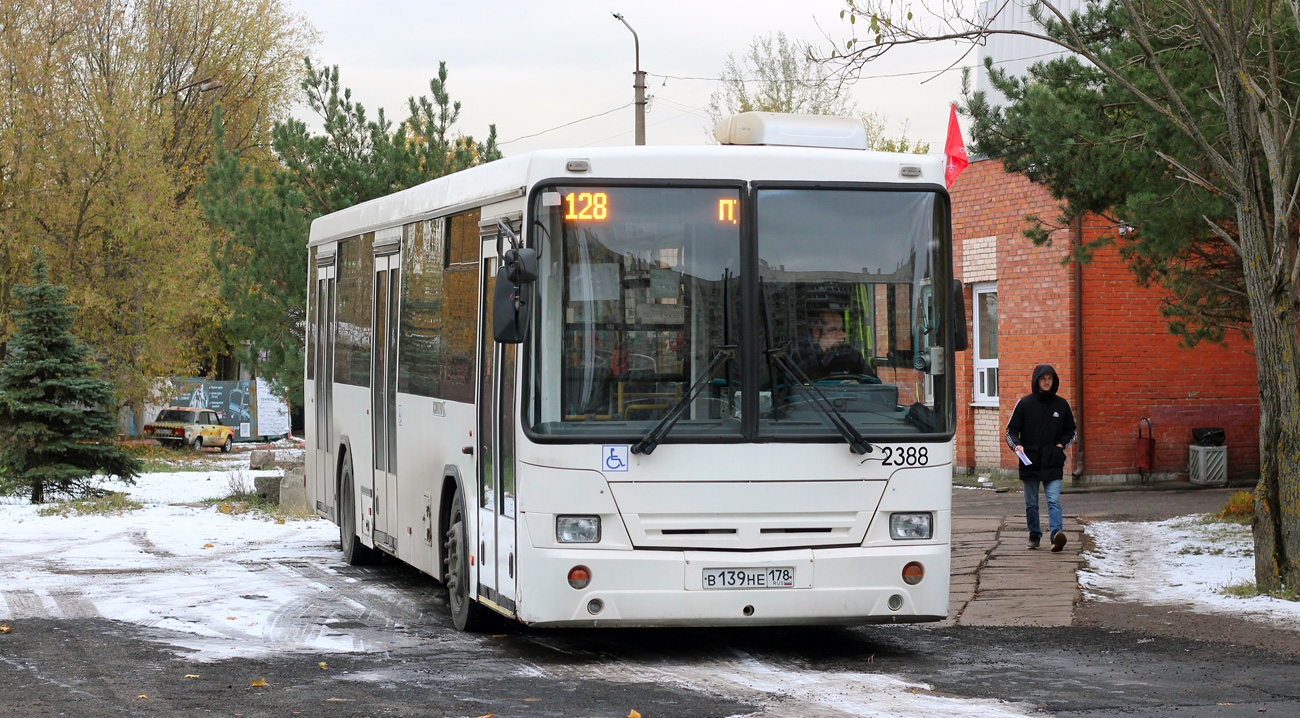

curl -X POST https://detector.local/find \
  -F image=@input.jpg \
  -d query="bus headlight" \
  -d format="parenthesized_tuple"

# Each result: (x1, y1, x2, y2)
(556, 515, 601, 543)
(889, 513, 933, 540)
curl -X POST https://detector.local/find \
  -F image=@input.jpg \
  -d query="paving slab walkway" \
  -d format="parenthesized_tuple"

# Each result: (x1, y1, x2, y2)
(945, 511, 1086, 627)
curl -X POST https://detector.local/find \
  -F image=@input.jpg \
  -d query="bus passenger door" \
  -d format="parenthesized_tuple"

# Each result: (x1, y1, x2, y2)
(371, 251, 400, 551)
(476, 256, 517, 614)
(313, 263, 336, 519)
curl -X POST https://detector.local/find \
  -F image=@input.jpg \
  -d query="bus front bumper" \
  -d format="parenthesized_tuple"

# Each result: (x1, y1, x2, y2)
(512, 542, 950, 627)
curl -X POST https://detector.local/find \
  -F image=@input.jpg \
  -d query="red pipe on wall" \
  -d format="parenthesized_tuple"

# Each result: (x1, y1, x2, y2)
(1072, 215, 1086, 479)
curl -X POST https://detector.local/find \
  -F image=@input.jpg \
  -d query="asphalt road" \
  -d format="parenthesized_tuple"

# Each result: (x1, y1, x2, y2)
(2, 485, 1296, 718)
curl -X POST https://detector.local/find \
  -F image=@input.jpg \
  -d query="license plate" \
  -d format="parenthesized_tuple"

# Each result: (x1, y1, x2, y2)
(702, 566, 795, 589)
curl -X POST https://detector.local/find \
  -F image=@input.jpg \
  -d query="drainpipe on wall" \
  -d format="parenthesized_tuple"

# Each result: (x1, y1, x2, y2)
(1072, 216, 1086, 480)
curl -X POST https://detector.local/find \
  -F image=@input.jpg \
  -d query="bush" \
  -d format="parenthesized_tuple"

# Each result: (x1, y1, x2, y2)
(1217, 490, 1254, 524)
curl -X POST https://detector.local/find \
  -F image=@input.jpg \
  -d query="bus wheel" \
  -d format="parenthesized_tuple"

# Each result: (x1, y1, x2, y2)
(339, 460, 379, 565)
(444, 488, 484, 632)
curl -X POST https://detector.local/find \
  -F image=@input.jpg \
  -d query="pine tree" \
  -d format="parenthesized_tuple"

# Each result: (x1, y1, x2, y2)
(0, 256, 141, 503)
(200, 60, 500, 412)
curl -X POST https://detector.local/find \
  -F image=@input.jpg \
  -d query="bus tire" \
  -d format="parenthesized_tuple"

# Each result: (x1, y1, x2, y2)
(444, 488, 484, 632)
(339, 459, 379, 565)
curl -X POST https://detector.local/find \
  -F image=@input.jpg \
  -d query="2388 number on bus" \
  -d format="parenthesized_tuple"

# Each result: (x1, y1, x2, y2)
(877, 446, 929, 466)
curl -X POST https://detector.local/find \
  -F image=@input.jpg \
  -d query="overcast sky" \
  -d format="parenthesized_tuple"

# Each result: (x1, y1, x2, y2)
(284, 0, 972, 156)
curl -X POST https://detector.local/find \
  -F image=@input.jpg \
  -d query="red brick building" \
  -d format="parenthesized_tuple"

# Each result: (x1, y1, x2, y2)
(950, 159, 1259, 485)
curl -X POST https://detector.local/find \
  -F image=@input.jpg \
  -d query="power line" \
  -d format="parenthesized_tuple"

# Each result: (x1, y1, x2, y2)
(499, 50, 1067, 150)
(653, 95, 711, 121)
(581, 104, 703, 148)
(499, 102, 633, 145)
(646, 50, 1067, 84)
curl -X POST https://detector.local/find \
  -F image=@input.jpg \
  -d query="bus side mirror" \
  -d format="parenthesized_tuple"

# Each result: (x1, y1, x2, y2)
(503, 247, 538, 283)
(951, 278, 968, 352)
(493, 248, 537, 344)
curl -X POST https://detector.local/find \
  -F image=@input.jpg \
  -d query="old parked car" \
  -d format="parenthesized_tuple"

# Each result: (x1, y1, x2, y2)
(144, 407, 235, 452)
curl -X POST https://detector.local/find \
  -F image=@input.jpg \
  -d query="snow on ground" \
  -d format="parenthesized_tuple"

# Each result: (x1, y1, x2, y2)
(3, 464, 1296, 715)
(0, 456, 375, 662)
(1081, 515, 1300, 630)
(0, 465, 1044, 716)
(552, 657, 1039, 718)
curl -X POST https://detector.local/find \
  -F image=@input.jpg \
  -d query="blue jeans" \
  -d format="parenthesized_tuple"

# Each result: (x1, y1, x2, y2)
(1023, 479, 1063, 538)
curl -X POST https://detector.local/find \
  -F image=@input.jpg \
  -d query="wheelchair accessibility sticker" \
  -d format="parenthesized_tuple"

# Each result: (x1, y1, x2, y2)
(602, 445, 629, 472)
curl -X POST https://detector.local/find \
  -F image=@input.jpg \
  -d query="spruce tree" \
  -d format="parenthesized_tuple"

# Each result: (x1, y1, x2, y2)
(0, 256, 141, 503)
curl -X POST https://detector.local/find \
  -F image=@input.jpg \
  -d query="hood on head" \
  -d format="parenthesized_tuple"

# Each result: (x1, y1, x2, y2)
(1032, 364, 1059, 399)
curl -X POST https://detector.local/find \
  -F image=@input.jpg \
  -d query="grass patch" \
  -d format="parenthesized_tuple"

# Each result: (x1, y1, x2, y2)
(1177, 545, 1227, 556)
(1222, 580, 1300, 602)
(1217, 490, 1254, 525)
(37, 492, 143, 517)
(128, 441, 234, 473)
(139, 457, 229, 473)
(204, 470, 314, 523)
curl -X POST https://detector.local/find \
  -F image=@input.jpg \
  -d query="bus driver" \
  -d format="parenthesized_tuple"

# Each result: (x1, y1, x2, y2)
(794, 309, 876, 382)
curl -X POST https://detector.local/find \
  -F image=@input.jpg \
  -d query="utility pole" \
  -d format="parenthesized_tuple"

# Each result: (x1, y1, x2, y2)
(611, 12, 645, 145)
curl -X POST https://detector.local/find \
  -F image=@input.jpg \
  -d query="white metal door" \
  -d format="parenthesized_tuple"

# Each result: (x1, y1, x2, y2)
(476, 256, 517, 614)
(313, 263, 336, 518)
(371, 251, 400, 550)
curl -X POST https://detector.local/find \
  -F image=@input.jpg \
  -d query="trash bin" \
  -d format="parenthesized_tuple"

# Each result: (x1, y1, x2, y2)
(1192, 427, 1225, 446)
(1189, 446, 1227, 485)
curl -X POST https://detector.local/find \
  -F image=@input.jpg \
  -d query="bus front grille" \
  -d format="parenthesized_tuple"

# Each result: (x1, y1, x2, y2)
(609, 480, 884, 550)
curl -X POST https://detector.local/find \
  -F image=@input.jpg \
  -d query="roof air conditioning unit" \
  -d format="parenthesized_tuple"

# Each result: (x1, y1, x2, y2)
(1188, 445, 1227, 486)
(713, 112, 867, 150)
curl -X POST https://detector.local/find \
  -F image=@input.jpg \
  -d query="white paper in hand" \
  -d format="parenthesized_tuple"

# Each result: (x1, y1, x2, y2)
(1015, 447, 1032, 465)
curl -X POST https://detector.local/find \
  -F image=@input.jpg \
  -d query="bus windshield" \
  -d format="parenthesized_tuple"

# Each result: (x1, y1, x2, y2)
(525, 183, 953, 442)
(526, 185, 744, 440)
(756, 188, 947, 437)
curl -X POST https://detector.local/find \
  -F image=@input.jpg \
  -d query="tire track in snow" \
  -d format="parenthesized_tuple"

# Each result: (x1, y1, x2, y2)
(515, 636, 1038, 718)
(1, 589, 48, 619)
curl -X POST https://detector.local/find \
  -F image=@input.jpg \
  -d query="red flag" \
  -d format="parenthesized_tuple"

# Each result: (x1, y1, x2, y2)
(944, 103, 969, 188)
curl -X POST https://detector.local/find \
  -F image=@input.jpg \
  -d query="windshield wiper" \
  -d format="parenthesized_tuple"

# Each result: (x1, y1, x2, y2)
(632, 346, 736, 456)
(766, 349, 874, 455)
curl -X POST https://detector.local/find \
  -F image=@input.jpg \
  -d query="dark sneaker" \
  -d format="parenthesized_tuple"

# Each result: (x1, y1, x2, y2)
(1027, 535, 1041, 550)
(1051, 530, 1067, 552)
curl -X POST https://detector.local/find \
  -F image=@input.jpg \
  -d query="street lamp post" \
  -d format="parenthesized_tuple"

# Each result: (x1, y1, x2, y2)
(151, 76, 223, 103)
(611, 12, 645, 146)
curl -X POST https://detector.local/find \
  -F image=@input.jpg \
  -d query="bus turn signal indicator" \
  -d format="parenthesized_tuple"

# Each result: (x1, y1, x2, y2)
(568, 566, 591, 589)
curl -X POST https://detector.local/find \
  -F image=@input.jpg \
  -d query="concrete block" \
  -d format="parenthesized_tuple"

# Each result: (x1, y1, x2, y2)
(254, 475, 280, 503)
(279, 467, 309, 513)
(249, 450, 276, 470)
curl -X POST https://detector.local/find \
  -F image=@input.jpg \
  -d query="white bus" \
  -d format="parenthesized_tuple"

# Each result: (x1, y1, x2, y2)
(306, 112, 966, 630)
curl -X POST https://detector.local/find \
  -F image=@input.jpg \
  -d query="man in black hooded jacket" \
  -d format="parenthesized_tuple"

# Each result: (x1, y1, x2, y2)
(1005, 365, 1077, 551)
